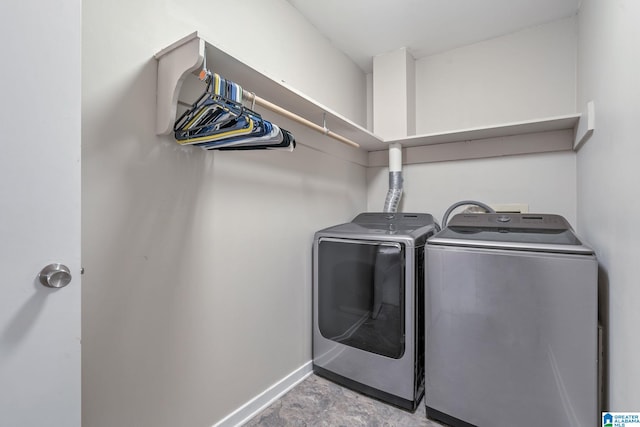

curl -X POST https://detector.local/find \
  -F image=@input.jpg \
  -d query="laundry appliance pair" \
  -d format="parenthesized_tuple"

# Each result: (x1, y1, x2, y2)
(313, 210, 599, 427)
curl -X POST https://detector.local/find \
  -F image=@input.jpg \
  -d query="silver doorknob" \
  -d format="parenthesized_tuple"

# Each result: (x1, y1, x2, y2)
(39, 264, 72, 288)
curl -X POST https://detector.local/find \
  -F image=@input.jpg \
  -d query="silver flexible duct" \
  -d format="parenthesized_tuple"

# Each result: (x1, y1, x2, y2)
(383, 171, 403, 213)
(383, 143, 403, 213)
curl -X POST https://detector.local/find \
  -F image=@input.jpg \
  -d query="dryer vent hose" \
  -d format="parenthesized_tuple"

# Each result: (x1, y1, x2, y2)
(383, 172, 403, 213)
(383, 143, 403, 213)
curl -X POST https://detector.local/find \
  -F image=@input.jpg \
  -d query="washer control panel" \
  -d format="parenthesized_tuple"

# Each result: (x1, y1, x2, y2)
(447, 213, 570, 231)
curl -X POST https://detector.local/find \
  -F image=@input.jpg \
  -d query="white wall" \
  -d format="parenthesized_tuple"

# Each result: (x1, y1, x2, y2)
(576, 0, 640, 410)
(369, 18, 579, 228)
(167, 0, 366, 127)
(82, 1, 367, 426)
(367, 152, 577, 227)
(415, 17, 577, 134)
(372, 48, 416, 139)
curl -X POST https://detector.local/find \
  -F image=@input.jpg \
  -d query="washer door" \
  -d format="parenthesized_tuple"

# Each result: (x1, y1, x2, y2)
(317, 238, 405, 359)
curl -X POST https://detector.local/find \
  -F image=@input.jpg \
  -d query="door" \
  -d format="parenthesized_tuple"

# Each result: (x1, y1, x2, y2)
(316, 238, 406, 358)
(0, 0, 82, 426)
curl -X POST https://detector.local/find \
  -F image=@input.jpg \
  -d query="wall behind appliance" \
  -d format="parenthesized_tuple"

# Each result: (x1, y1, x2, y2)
(576, 0, 640, 410)
(367, 152, 577, 226)
(81, 1, 367, 426)
(368, 18, 579, 226)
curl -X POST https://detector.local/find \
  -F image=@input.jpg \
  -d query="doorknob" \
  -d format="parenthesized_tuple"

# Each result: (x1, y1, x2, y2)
(39, 264, 72, 288)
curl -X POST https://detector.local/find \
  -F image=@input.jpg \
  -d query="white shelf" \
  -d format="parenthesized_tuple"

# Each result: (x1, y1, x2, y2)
(154, 32, 384, 150)
(381, 114, 581, 149)
(155, 33, 587, 165)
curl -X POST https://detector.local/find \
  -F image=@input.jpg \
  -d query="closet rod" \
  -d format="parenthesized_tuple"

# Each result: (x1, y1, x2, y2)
(242, 91, 360, 149)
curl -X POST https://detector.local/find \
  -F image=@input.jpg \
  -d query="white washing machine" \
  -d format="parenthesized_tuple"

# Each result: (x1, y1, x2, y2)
(425, 213, 598, 427)
(313, 212, 438, 411)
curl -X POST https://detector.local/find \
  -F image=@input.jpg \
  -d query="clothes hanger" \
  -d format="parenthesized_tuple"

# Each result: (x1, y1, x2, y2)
(173, 65, 295, 150)
(174, 76, 254, 145)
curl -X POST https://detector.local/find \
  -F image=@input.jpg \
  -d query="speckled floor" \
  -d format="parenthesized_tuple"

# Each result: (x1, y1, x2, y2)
(243, 374, 448, 427)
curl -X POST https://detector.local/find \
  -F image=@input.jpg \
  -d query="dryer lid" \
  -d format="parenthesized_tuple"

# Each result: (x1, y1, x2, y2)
(316, 212, 437, 245)
(429, 213, 594, 254)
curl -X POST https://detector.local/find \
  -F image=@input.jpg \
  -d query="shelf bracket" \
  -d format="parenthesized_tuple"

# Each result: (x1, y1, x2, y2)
(155, 32, 205, 135)
(574, 100, 595, 151)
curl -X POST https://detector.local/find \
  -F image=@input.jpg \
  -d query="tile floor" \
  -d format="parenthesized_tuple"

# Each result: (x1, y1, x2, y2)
(243, 374, 448, 426)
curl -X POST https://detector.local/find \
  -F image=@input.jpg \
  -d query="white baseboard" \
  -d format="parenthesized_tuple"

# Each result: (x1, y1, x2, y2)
(213, 361, 313, 427)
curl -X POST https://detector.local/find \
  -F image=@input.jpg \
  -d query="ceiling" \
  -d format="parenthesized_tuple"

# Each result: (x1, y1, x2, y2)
(286, 0, 581, 72)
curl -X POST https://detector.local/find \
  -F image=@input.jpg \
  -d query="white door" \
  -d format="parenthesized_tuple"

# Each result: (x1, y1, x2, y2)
(0, 0, 82, 426)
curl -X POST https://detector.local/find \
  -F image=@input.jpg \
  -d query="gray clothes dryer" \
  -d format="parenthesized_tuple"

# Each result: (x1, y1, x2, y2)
(425, 213, 598, 427)
(313, 212, 438, 411)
